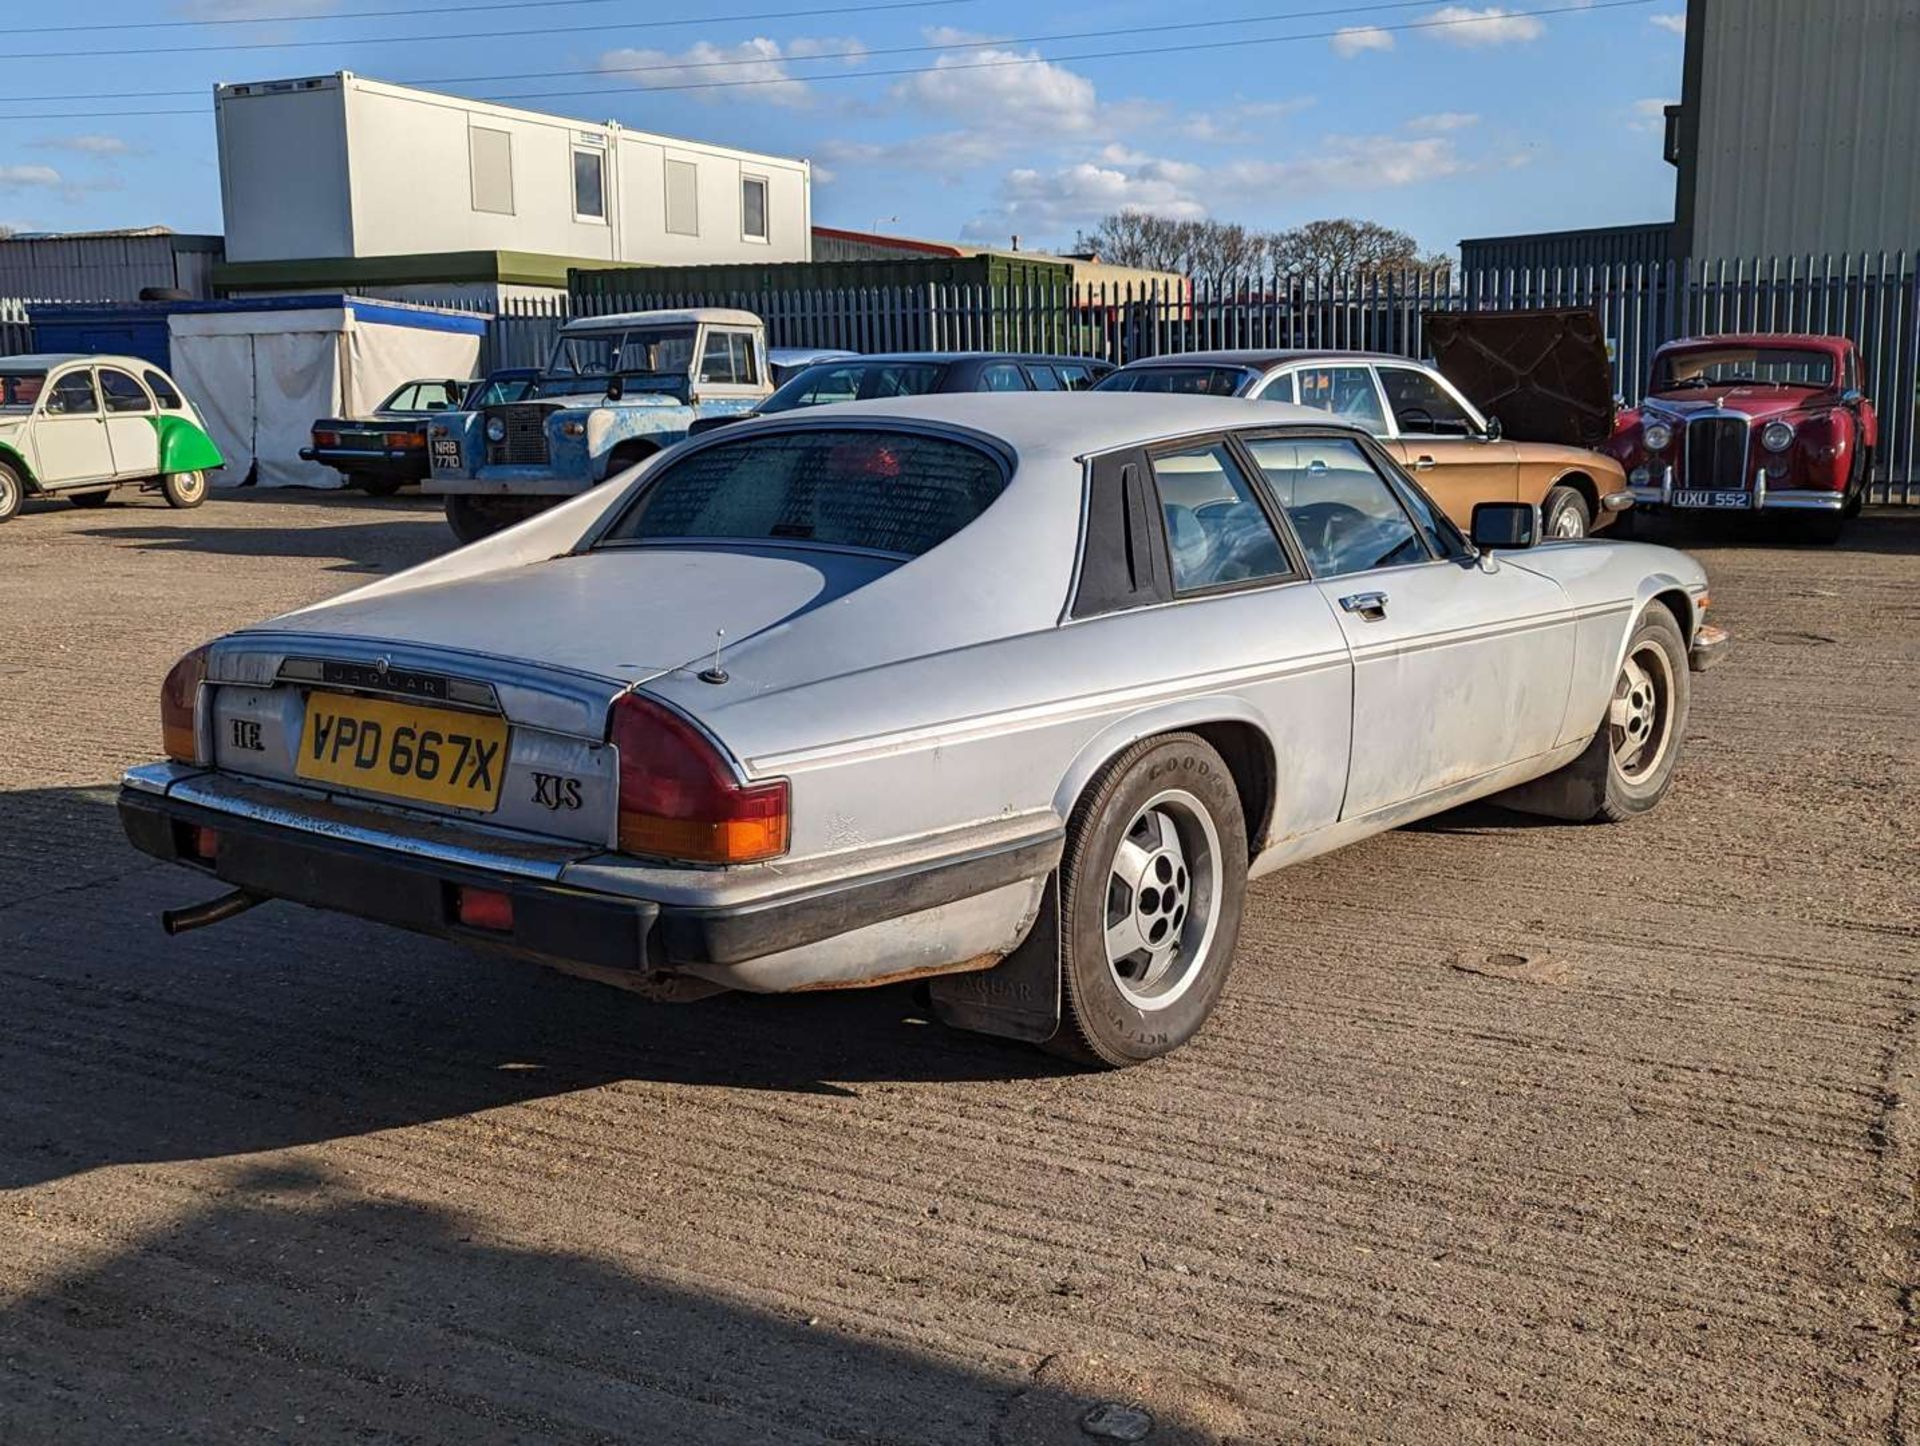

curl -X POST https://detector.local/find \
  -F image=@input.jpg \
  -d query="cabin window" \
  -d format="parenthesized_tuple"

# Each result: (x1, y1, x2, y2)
(572, 146, 606, 222)
(742, 175, 769, 241)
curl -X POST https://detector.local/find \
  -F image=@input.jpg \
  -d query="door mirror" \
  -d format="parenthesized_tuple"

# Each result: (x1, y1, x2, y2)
(605, 375, 625, 402)
(1481, 413, 1504, 442)
(1471, 501, 1536, 551)
(1841, 388, 1865, 407)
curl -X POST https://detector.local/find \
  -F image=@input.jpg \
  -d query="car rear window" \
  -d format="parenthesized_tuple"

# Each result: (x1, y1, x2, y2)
(601, 428, 1008, 557)
(1095, 366, 1251, 396)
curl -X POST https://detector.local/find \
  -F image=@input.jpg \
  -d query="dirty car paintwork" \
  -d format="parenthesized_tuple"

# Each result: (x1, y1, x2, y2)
(117, 394, 1715, 1003)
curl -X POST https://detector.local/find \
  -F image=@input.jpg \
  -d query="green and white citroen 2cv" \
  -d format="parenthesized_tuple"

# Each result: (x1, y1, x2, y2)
(0, 354, 224, 522)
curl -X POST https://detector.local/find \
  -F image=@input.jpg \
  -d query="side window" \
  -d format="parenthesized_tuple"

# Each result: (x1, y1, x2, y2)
(1391, 470, 1469, 558)
(1149, 441, 1291, 592)
(728, 333, 758, 386)
(699, 332, 743, 385)
(741, 175, 768, 241)
(1056, 364, 1094, 391)
(1025, 365, 1063, 391)
(99, 368, 153, 414)
(1292, 365, 1389, 435)
(46, 371, 98, 415)
(1255, 372, 1298, 403)
(1243, 436, 1428, 577)
(572, 145, 607, 221)
(980, 364, 1029, 392)
(144, 370, 184, 410)
(1377, 366, 1474, 436)
(384, 383, 421, 412)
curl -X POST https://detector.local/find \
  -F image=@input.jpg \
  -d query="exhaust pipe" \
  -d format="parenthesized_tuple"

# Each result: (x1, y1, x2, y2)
(161, 888, 266, 936)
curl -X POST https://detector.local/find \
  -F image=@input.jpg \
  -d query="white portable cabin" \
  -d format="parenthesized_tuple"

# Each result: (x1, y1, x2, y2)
(166, 295, 486, 488)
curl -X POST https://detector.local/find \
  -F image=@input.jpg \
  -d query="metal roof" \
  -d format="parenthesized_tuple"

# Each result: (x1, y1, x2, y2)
(561, 308, 762, 332)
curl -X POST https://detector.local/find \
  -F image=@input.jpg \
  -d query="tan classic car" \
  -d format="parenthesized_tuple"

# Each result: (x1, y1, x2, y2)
(1095, 310, 1631, 538)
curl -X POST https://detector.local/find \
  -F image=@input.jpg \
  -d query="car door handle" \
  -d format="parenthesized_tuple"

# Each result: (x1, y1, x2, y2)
(1411, 455, 1437, 470)
(1339, 590, 1389, 620)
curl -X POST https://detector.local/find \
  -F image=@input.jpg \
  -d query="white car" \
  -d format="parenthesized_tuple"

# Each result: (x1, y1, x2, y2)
(0, 353, 224, 522)
(121, 394, 1726, 1067)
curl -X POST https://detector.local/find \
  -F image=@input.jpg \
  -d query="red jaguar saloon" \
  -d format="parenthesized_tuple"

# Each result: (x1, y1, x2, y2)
(1606, 333, 1876, 542)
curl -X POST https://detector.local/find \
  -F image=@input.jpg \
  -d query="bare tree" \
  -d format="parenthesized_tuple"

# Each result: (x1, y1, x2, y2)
(1270, 218, 1449, 276)
(1076, 212, 1448, 283)
(1074, 215, 1273, 285)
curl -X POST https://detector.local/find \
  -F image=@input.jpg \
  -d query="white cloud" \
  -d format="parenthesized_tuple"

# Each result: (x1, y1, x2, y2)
(0, 166, 64, 190)
(920, 25, 1004, 46)
(961, 158, 1207, 243)
(1178, 96, 1316, 143)
(1212, 134, 1469, 195)
(1650, 13, 1687, 35)
(32, 135, 135, 156)
(1628, 97, 1674, 133)
(1406, 111, 1479, 133)
(1332, 26, 1395, 57)
(895, 47, 1100, 134)
(596, 36, 866, 108)
(1426, 6, 1547, 46)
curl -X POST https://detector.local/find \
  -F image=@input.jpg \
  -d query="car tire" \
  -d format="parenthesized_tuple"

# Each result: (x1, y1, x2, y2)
(0, 461, 22, 523)
(1049, 733, 1248, 1068)
(351, 472, 405, 498)
(161, 470, 208, 509)
(1844, 447, 1869, 518)
(444, 494, 545, 544)
(1542, 484, 1592, 539)
(1803, 510, 1846, 545)
(67, 487, 113, 508)
(1487, 604, 1691, 824)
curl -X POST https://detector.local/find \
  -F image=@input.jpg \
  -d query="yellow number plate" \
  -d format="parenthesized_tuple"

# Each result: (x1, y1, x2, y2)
(295, 692, 509, 812)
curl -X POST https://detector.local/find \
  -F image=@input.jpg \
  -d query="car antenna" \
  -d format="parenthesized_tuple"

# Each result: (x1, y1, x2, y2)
(699, 628, 728, 685)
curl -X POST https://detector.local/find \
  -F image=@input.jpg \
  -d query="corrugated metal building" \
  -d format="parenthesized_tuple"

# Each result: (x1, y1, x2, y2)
(1672, 0, 1920, 257)
(0, 228, 223, 301)
(1458, 223, 1675, 274)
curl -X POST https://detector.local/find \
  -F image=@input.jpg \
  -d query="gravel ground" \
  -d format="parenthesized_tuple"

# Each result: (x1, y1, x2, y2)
(1, 488, 1916, 1445)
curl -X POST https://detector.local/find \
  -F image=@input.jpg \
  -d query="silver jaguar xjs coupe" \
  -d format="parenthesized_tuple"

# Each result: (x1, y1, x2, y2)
(121, 394, 1726, 1066)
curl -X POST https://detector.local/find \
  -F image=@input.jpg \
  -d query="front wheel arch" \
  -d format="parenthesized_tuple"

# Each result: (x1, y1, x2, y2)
(600, 439, 660, 481)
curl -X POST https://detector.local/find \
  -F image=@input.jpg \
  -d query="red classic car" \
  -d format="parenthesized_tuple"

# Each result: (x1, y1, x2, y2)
(1606, 333, 1877, 542)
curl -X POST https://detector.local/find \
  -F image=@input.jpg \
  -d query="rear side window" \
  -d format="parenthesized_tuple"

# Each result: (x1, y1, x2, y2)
(146, 372, 184, 410)
(1149, 442, 1290, 592)
(979, 363, 1029, 392)
(99, 368, 153, 413)
(603, 429, 1007, 558)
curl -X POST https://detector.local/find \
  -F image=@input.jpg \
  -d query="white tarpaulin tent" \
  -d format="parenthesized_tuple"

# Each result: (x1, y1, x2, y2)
(167, 296, 486, 488)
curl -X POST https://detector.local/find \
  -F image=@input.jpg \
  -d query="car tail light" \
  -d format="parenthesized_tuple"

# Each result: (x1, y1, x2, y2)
(314, 429, 340, 447)
(455, 886, 515, 932)
(609, 692, 789, 864)
(161, 644, 212, 763)
(385, 430, 425, 448)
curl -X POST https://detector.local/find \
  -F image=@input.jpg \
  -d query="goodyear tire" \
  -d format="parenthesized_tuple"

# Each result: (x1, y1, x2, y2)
(0, 461, 21, 523)
(1049, 733, 1247, 1068)
(161, 470, 208, 509)
(1542, 484, 1592, 539)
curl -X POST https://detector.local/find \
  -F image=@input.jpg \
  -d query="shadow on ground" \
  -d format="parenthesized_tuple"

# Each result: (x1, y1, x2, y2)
(1627, 504, 1920, 555)
(0, 1163, 1234, 1444)
(0, 788, 1072, 1193)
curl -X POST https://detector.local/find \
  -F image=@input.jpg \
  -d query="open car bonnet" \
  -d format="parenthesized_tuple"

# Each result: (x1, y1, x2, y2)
(1421, 307, 1616, 449)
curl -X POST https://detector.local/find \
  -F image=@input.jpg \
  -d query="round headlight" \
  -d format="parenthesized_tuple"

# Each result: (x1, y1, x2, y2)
(1642, 421, 1673, 452)
(1761, 420, 1796, 452)
(485, 416, 507, 444)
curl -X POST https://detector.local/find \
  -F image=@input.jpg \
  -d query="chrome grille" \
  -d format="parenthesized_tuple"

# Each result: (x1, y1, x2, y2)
(487, 405, 550, 466)
(1680, 415, 1749, 490)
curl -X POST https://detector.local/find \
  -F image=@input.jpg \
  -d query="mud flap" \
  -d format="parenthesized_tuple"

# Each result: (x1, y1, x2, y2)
(1485, 730, 1608, 822)
(927, 876, 1061, 1043)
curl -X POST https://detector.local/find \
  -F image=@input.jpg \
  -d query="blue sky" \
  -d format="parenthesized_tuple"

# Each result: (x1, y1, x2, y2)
(3, 0, 1687, 255)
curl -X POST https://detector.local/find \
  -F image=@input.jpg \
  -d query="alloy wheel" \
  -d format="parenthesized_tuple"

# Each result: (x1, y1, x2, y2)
(1103, 789, 1223, 1011)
